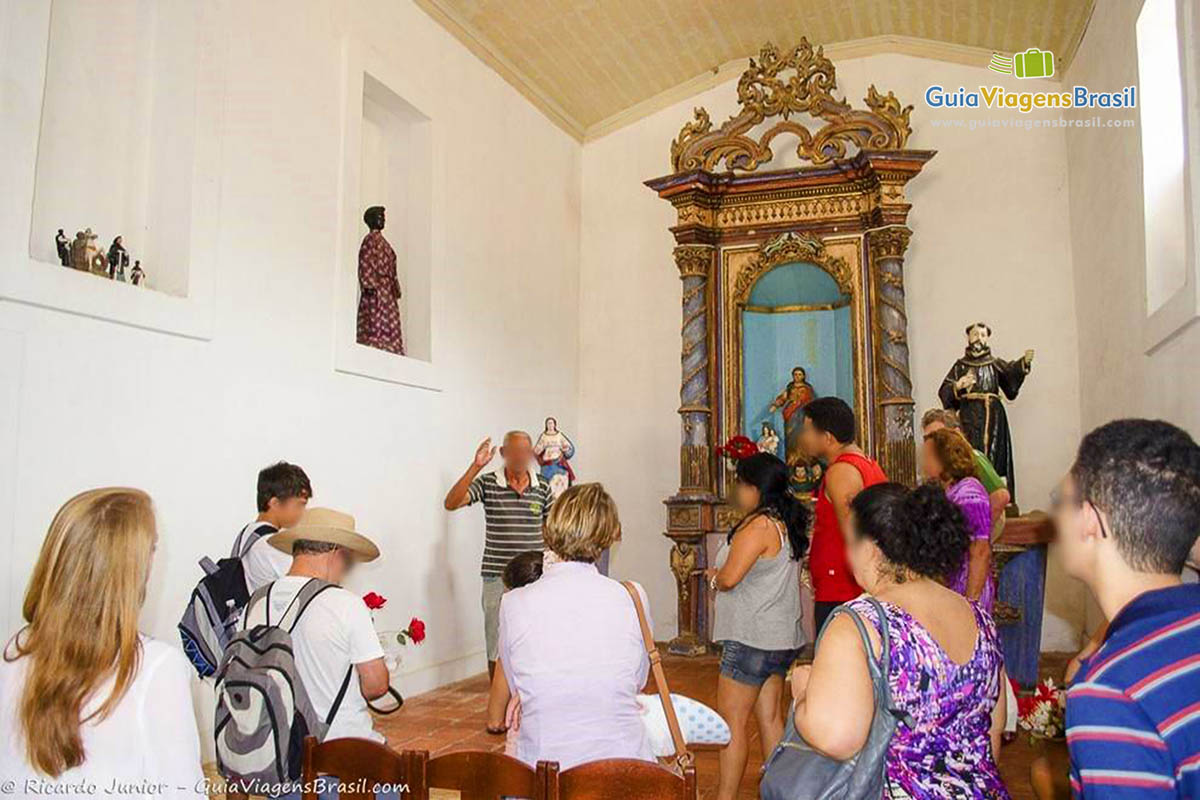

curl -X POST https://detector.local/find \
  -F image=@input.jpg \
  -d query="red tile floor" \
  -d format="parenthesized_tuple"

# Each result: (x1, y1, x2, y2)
(374, 652, 1070, 800)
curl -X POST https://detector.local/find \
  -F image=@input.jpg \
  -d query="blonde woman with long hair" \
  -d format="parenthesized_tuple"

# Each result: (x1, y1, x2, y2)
(0, 488, 202, 796)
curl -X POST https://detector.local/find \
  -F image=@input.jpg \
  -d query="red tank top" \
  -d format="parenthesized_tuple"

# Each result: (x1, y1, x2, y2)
(810, 452, 888, 602)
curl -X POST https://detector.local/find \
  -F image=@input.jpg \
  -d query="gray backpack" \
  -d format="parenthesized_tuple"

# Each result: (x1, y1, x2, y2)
(759, 596, 913, 800)
(213, 579, 353, 793)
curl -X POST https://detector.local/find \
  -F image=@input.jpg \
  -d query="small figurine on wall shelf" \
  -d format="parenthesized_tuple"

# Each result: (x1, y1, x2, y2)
(69, 230, 89, 271)
(357, 205, 404, 355)
(534, 417, 576, 498)
(55, 229, 70, 267)
(130, 260, 145, 287)
(939, 322, 1033, 503)
(107, 236, 129, 280)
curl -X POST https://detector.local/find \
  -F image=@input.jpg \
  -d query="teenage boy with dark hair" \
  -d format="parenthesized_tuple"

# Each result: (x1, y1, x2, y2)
(233, 461, 313, 592)
(799, 397, 887, 634)
(1055, 419, 1200, 798)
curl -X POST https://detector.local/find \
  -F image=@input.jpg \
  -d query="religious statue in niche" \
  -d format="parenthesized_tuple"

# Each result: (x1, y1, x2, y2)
(939, 322, 1034, 503)
(534, 417, 576, 499)
(755, 422, 780, 459)
(356, 205, 405, 356)
(55, 229, 69, 267)
(768, 366, 816, 467)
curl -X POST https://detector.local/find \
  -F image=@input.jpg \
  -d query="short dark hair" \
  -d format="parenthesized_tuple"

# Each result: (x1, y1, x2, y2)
(965, 322, 992, 336)
(292, 539, 339, 556)
(1071, 419, 1200, 573)
(921, 408, 961, 430)
(256, 462, 312, 512)
(363, 206, 385, 230)
(804, 397, 856, 444)
(502, 551, 545, 589)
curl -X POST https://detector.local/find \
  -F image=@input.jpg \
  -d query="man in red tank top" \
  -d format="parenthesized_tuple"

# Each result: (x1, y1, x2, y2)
(799, 397, 888, 633)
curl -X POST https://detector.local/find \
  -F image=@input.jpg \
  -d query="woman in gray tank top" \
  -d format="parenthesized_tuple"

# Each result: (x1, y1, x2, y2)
(705, 452, 811, 800)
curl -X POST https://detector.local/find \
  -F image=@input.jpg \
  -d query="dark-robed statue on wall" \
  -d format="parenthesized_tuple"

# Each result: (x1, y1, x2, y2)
(939, 322, 1033, 502)
(357, 205, 404, 355)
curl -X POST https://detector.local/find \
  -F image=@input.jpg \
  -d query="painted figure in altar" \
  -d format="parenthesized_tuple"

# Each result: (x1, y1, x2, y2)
(357, 205, 405, 355)
(130, 261, 145, 286)
(533, 416, 575, 499)
(756, 422, 780, 459)
(938, 322, 1033, 503)
(768, 366, 816, 467)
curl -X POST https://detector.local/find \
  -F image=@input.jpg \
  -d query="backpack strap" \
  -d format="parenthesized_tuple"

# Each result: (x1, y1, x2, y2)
(326, 666, 354, 727)
(232, 522, 277, 559)
(279, 579, 337, 633)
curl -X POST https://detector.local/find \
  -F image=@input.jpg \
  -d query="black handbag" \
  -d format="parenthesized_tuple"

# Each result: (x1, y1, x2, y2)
(760, 596, 912, 800)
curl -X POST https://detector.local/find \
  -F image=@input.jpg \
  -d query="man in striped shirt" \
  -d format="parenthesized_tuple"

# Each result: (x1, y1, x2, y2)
(1054, 418, 1200, 798)
(445, 431, 552, 677)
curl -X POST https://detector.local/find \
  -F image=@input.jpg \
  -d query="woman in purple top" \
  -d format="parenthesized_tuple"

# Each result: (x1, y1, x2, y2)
(923, 428, 996, 612)
(791, 483, 1010, 799)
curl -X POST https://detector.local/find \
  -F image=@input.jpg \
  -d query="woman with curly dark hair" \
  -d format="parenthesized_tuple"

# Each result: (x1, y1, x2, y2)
(790, 483, 1010, 799)
(923, 427, 996, 611)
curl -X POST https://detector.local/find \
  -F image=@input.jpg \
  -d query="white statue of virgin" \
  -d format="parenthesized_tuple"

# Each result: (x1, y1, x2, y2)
(533, 416, 576, 499)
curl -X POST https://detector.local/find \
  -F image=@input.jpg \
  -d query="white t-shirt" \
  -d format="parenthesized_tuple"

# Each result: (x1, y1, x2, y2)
(246, 577, 384, 742)
(234, 521, 292, 594)
(0, 636, 203, 799)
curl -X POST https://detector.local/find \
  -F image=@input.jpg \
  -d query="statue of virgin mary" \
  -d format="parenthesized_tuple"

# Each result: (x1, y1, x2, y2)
(534, 417, 576, 499)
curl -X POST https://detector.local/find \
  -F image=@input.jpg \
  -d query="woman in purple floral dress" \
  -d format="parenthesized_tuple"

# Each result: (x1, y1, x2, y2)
(791, 483, 1010, 799)
(923, 428, 996, 612)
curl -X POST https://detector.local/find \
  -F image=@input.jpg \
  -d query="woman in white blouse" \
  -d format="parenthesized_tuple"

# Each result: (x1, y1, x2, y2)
(498, 482, 655, 770)
(0, 488, 203, 798)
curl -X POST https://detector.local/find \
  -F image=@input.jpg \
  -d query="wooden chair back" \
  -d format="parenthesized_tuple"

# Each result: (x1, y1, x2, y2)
(412, 750, 552, 800)
(550, 759, 698, 800)
(300, 736, 420, 800)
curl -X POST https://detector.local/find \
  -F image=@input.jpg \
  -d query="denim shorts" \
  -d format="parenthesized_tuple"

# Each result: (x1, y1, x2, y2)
(718, 640, 800, 687)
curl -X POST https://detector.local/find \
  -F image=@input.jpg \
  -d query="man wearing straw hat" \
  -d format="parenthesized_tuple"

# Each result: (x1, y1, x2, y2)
(256, 507, 390, 742)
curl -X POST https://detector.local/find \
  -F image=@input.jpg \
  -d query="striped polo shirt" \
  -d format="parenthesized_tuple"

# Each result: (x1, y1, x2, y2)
(468, 468, 553, 577)
(1066, 583, 1200, 798)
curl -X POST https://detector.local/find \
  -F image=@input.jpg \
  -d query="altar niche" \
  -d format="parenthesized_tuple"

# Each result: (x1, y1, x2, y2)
(646, 39, 935, 655)
(739, 259, 855, 496)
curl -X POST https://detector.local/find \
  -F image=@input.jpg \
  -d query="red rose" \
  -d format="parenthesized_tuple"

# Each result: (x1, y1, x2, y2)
(407, 617, 426, 644)
(717, 435, 759, 461)
(362, 592, 388, 610)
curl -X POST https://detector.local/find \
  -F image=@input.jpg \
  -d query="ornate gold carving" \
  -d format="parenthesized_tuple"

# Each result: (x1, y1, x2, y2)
(668, 505, 701, 529)
(669, 542, 698, 603)
(715, 194, 869, 227)
(671, 40, 913, 173)
(866, 226, 912, 259)
(715, 505, 741, 532)
(674, 245, 714, 278)
(735, 232, 852, 301)
(680, 445, 711, 492)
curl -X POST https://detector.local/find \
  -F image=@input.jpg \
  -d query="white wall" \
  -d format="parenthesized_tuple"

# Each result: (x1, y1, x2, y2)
(0, 0, 581, 698)
(580, 52, 1087, 649)
(1064, 0, 1200, 630)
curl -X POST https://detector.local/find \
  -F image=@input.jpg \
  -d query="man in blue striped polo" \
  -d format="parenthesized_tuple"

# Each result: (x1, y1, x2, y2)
(445, 430, 553, 677)
(1054, 419, 1200, 798)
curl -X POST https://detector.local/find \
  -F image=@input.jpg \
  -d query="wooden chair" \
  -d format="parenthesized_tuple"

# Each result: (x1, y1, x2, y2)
(551, 759, 698, 800)
(300, 736, 421, 800)
(410, 750, 554, 800)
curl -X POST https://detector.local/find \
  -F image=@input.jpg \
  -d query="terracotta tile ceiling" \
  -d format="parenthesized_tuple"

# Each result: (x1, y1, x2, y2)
(414, 0, 1095, 140)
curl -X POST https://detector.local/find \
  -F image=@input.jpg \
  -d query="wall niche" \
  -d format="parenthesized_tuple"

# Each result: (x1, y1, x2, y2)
(30, 0, 198, 296)
(335, 48, 437, 388)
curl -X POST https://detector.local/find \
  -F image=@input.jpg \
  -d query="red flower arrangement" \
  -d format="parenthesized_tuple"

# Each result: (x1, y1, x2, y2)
(396, 617, 427, 646)
(363, 592, 388, 610)
(716, 435, 758, 462)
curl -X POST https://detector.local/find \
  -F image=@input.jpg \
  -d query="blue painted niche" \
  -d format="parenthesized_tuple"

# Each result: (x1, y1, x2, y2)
(742, 262, 855, 440)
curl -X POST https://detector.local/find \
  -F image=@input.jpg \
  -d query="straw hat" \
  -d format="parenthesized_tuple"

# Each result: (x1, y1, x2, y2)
(268, 507, 380, 562)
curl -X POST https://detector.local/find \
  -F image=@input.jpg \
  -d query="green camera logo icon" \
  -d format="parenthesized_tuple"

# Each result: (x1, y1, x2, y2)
(989, 47, 1056, 79)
